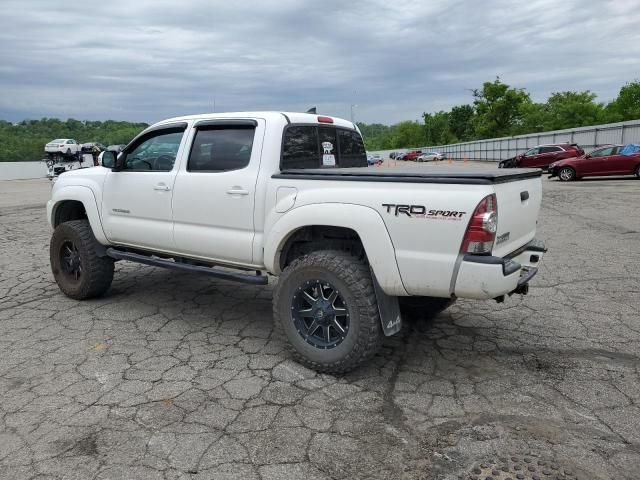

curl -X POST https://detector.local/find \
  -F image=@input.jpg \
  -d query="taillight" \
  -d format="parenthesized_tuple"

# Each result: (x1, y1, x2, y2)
(460, 194, 498, 255)
(317, 115, 333, 124)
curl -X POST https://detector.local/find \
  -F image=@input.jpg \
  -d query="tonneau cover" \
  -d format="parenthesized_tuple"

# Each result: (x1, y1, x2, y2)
(274, 166, 542, 185)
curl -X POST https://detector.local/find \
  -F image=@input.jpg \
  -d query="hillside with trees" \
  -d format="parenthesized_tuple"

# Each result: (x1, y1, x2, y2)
(0, 119, 148, 162)
(2, 79, 639, 160)
(358, 79, 640, 150)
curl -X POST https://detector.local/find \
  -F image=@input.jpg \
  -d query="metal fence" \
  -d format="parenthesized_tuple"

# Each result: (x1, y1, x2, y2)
(371, 119, 640, 161)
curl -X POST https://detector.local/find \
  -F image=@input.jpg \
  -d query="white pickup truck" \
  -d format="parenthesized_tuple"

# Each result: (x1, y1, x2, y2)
(47, 112, 546, 372)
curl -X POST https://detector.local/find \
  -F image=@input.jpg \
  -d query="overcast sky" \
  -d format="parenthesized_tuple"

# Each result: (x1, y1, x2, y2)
(1, 0, 639, 125)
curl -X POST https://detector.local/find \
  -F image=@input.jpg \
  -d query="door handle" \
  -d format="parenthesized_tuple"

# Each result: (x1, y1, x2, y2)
(226, 187, 249, 196)
(154, 183, 170, 191)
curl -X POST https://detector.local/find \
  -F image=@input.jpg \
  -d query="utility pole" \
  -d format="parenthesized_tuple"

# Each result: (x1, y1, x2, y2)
(350, 104, 357, 124)
(212, 98, 216, 113)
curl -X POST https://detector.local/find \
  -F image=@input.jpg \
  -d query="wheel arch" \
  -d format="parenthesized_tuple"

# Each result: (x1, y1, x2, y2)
(48, 186, 108, 245)
(264, 203, 407, 295)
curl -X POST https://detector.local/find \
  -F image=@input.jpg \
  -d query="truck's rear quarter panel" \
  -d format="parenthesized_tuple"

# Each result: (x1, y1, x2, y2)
(269, 167, 542, 298)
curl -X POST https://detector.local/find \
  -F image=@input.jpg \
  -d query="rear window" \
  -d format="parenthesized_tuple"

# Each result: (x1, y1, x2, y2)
(281, 125, 366, 169)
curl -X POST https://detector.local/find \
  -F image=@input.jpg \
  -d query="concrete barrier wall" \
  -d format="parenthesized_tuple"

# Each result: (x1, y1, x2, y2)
(370, 118, 640, 161)
(0, 162, 48, 181)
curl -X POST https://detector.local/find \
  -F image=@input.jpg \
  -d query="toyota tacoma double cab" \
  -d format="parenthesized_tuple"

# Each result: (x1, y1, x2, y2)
(47, 111, 546, 373)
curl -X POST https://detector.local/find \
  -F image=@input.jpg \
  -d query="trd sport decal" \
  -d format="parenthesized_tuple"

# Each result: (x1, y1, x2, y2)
(382, 204, 466, 220)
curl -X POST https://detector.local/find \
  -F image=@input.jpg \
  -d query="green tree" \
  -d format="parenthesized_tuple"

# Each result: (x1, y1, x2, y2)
(0, 118, 148, 162)
(448, 105, 475, 141)
(518, 102, 551, 134)
(423, 111, 455, 145)
(604, 80, 640, 122)
(472, 77, 532, 138)
(544, 91, 604, 130)
(390, 121, 426, 148)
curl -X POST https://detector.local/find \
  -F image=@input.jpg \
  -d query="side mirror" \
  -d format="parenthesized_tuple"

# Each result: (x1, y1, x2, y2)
(101, 150, 116, 169)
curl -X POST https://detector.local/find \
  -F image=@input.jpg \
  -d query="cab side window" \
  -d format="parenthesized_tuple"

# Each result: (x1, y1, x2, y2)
(123, 128, 185, 171)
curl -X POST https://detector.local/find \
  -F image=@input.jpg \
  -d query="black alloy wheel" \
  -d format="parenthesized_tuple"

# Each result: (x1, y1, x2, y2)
(291, 279, 349, 349)
(60, 240, 82, 283)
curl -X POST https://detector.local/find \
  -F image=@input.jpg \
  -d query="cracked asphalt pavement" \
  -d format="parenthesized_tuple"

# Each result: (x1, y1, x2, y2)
(0, 171, 639, 479)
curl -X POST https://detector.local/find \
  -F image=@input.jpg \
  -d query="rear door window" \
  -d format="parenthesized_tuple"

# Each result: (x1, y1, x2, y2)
(188, 126, 255, 172)
(539, 146, 562, 153)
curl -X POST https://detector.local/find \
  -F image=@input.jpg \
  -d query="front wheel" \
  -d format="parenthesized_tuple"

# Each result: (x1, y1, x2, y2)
(635, 165, 640, 178)
(558, 167, 576, 182)
(50, 220, 114, 300)
(273, 250, 383, 373)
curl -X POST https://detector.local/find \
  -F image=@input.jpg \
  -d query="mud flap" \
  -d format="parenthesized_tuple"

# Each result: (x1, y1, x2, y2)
(371, 272, 402, 336)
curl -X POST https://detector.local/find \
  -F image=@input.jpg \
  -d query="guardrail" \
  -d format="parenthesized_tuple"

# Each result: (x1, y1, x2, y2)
(0, 161, 48, 181)
(371, 119, 640, 161)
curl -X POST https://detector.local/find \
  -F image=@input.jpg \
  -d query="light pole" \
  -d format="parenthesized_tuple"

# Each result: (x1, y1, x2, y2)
(350, 104, 357, 124)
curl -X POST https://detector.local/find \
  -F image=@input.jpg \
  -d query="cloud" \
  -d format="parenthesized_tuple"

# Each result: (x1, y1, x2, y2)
(0, 0, 638, 124)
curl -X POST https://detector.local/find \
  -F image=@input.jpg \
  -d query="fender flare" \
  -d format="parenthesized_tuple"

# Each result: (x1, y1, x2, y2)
(48, 185, 109, 245)
(264, 203, 407, 296)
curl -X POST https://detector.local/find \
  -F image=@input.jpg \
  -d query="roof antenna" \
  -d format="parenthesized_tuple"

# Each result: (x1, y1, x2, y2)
(306, 107, 317, 114)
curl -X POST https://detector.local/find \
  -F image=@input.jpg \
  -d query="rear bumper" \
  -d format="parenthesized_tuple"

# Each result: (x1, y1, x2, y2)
(453, 239, 546, 300)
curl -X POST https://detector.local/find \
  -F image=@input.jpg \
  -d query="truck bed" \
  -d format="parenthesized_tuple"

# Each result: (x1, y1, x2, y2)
(274, 166, 541, 185)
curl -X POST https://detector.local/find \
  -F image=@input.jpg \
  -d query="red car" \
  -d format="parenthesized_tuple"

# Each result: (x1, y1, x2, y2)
(548, 144, 640, 181)
(403, 150, 422, 161)
(500, 143, 584, 169)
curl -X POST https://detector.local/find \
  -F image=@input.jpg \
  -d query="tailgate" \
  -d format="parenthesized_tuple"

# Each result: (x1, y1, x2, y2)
(492, 176, 542, 257)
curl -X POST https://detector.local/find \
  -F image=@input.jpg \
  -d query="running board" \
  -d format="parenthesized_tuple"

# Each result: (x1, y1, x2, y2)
(106, 248, 268, 285)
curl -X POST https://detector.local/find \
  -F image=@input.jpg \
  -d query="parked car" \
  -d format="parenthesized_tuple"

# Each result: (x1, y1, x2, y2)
(367, 153, 383, 166)
(389, 152, 397, 159)
(46, 111, 545, 373)
(499, 143, 584, 169)
(548, 144, 640, 181)
(403, 150, 422, 161)
(395, 152, 407, 160)
(45, 139, 81, 156)
(417, 151, 444, 162)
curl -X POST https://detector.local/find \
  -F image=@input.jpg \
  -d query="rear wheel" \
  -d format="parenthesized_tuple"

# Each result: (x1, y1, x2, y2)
(635, 165, 640, 178)
(273, 250, 383, 373)
(50, 220, 114, 300)
(558, 167, 576, 182)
